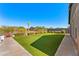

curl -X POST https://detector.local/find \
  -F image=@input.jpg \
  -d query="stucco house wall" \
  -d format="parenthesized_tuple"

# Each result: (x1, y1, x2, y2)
(69, 3, 79, 53)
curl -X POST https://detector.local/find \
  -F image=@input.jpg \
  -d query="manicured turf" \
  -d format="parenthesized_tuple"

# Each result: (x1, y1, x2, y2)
(14, 34, 47, 56)
(31, 35, 64, 56)
(14, 34, 64, 56)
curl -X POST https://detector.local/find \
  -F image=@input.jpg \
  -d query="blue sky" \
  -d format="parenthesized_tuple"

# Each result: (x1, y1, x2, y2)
(0, 3, 69, 28)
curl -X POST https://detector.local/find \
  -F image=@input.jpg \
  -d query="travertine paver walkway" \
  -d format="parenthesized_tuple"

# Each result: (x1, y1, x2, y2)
(55, 35, 78, 56)
(0, 37, 31, 56)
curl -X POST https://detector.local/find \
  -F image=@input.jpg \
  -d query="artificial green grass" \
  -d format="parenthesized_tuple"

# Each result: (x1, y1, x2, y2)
(14, 34, 64, 56)
(31, 35, 64, 56)
(14, 34, 47, 56)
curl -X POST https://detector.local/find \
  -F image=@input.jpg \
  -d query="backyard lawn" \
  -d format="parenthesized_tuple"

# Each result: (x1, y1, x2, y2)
(14, 33, 64, 56)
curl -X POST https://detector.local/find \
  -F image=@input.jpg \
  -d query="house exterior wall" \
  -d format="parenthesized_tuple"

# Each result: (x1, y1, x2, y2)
(69, 3, 79, 53)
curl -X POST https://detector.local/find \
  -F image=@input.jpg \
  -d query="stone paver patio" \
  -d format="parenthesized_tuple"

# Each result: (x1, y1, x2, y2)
(0, 37, 31, 56)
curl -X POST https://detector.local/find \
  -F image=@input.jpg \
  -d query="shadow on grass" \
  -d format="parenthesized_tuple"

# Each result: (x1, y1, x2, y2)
(31, 35, 64, 56)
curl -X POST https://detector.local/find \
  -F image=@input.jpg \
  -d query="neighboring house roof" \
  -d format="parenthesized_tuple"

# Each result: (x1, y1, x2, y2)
(47, 28, 67, 31)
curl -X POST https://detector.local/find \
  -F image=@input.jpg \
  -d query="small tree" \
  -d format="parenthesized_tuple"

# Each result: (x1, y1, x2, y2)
(27, 21, 31, 35)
